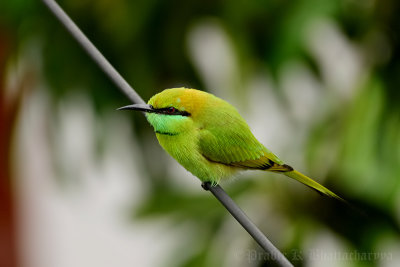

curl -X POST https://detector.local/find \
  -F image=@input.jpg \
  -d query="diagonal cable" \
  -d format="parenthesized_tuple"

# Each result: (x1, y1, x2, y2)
(41, 0, 144, 104)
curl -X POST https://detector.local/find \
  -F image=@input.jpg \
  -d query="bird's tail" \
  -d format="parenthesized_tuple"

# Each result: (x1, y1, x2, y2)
(284, 170, 345, 202)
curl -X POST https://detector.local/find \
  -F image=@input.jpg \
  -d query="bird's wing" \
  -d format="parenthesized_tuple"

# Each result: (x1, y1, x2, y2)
(198, 116, 289, 171)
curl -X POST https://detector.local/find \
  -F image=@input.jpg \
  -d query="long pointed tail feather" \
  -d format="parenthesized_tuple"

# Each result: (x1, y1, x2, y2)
(284, 170, 345, 202)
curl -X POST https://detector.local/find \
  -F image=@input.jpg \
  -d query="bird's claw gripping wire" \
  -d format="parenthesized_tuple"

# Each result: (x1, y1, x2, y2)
(201, 182, 211, 191)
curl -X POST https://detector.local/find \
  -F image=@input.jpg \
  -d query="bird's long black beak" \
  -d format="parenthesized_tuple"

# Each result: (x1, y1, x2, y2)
(117, 103, 155, 113)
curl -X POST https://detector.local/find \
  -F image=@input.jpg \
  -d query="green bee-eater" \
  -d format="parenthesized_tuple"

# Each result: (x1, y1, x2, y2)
(119, 88, 342, 201)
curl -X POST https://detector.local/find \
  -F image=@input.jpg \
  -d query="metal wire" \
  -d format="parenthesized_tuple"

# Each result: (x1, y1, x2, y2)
(202, 183, 293, 267)
(41, 0, 144, 105)
(41, 1, 293, 266)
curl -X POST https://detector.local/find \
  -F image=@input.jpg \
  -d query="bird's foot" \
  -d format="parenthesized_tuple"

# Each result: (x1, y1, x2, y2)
(201, 181, 212, 191)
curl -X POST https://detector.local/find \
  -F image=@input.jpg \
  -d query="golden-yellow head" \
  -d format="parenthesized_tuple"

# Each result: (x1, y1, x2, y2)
(148, 87, 217, 118)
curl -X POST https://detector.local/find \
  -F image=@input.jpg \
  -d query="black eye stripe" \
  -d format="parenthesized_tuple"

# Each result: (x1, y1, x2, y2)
(153, 106, 191, 116)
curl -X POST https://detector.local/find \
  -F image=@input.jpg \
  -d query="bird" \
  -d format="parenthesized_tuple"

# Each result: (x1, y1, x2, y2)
(118, 87, 343, 201)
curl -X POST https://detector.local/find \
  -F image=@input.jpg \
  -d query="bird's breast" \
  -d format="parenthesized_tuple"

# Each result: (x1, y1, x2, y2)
(156, 130, 198, 164)
(155, 129, 237, 183)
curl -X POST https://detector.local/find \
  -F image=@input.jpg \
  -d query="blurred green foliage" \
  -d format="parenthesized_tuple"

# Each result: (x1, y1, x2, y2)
(2, 0, 400, 266)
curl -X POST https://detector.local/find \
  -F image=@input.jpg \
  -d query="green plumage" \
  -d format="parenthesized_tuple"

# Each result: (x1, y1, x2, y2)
(129, 88, 342, 201)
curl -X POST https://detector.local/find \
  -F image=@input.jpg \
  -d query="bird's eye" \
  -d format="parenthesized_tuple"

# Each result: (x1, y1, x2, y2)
(167, 107, 175, 113)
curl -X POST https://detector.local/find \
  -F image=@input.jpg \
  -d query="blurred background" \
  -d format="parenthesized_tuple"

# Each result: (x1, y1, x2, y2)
(1, 0, 400, 266)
